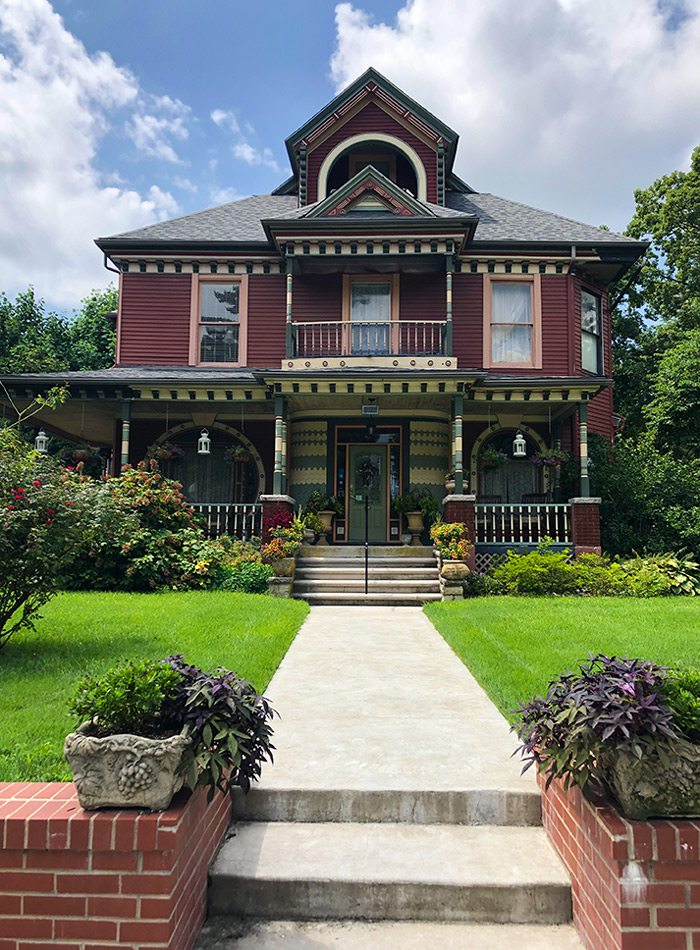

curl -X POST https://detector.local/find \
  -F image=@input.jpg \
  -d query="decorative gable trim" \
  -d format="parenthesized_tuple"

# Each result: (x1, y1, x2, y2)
(305, 165, 432, 220)
(315, 131, 429, 203)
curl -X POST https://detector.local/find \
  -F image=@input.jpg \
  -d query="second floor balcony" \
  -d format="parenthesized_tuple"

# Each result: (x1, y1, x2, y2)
(291, 318, 450, 360)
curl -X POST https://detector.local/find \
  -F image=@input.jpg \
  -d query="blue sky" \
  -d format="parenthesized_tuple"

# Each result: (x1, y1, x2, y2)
(1, 0, 699, 311)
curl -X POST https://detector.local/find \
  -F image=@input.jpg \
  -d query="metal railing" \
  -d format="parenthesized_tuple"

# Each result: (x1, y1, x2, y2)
(192, 503, 262, 540)
(292, 319, 448, 358)
(475, 503, 571, 546)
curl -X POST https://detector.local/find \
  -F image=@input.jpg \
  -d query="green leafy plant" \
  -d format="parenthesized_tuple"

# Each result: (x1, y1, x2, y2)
(217, 561, 273, 593)
(68, 660, 182, 737)
(261, 536, 297, 562)
(513, 655, 683, 791)
(392, 493, 420, 515)
(530, 448, 570, 468)
(304, 489, 326, 514)
(321, 494, 344, 515)
(659, 669, 700, 740)
(303, 511, 326, 535)
(479, 445, 509, 470)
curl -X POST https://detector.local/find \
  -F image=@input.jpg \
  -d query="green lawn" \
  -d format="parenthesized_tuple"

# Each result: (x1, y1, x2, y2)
(0, 591, 309, 782)
(425, 597, 700, 721)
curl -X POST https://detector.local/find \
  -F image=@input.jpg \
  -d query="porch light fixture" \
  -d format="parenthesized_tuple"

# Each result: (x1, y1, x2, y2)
(34, 430, 49, 454)
(512, 431, 527, 458)
(197, 429, 211, 455)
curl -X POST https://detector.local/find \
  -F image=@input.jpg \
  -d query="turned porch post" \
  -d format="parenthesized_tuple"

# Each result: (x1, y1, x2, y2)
(452, 393, 464, 494)
(578, 402, 590, 498)
(285, 259, 294, 359)
(273, 395, 287, 495)
(119, 400, 132, 473)
(444, 255, 453, 356)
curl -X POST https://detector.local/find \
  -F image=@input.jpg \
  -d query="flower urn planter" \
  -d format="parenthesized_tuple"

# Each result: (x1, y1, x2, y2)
(444, 479, 456, 495)
(440, 560, 470, 582)
(405, 510, 424, 546)
(605, 742, 700, 820)
(302, 528, 316, 545)
(64, 725, 190, 812)
(317, 510, 335, 545)
(271, 556, 296, 577)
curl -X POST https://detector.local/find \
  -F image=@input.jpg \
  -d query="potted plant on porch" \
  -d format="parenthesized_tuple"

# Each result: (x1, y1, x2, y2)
(317, 495, 343, 545)
(479, 445, 509, 470)
(514, 655, 700, 820)
(64, 656, 276, 811)
(430, 520, 472, 582)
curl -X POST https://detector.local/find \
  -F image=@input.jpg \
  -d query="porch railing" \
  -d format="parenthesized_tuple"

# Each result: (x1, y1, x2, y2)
(292, 320, 448, 358)
(475, 503, 571, 546)
(192, 503, 262, 540)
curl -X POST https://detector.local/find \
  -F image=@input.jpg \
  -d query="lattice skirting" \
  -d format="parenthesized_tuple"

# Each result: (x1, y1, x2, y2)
(473, 551, 509, 575)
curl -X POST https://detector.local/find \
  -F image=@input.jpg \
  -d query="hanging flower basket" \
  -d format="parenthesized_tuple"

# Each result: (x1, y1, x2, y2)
(479, 446, 509, 470)
(224, 445, 252, 464)
(530, 449, 570, 468)
(71, 445, 101, 462)
(147, 442, 185, 462)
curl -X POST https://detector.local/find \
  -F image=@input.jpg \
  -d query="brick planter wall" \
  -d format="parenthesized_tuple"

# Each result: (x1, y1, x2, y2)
(540, 776, 700, 949)
(0, 782, 231, 949)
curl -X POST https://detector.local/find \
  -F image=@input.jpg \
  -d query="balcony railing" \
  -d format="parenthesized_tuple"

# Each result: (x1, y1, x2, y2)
(192, 503, 262, 540)
(292, 320, 449, 358)
(476, 504, 571, 546)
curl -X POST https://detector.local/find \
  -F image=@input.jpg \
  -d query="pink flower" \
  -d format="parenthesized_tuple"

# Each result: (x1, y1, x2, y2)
(32, 480, 41, 487)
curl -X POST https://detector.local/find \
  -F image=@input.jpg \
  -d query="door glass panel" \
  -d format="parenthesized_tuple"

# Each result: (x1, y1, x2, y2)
(351, 282, 390, 355)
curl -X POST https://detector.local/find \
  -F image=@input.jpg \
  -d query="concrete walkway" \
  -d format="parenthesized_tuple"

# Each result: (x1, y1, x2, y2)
(202, 607, 579, 948)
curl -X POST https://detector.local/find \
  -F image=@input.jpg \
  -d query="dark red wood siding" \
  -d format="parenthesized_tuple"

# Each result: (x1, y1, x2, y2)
(588, 389, 613, 440)
(452, 273, 483, 368)
(293, 275, 343, 322)
(246, 275, 286, 368)
(306, 102, 438, 204)
(118, 274, 191, 366)
(540, 276, 570, 374)
(399, 273, 443, 321)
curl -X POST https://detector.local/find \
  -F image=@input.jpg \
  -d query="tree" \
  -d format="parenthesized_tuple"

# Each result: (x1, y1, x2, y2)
(0, 286, 116, 374)
(612, 144, 700, 436)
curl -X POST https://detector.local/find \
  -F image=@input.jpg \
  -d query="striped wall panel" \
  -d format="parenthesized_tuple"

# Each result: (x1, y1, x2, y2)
(288, 420, 328, 509)
(409, 420, 450, 502)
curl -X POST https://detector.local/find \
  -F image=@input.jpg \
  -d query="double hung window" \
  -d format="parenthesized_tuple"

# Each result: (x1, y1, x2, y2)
(484, 276, 541, 368)
(581, 290, 602, 374)
(197, 281, 241, 364)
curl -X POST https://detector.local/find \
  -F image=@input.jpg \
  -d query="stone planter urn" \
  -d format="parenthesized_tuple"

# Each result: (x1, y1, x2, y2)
(317, 510, 335, 545)
(405, 510, 424, 546)
(605, 742, 700, 820)
(440, 560, 470, 582)
(445, 479, 456, 495)
(64, 725, 190, 811)
(302, 528, 316, 545)
(271, 556, 296, 577)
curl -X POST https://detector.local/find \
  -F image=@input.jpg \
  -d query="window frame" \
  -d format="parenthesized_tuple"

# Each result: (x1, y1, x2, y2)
(580, 287, 603, 375)
(348, 152, 397, 182)
(189, 274, 248, 367)
(482, 274, 542, 370)
(342, 274, 400, 355)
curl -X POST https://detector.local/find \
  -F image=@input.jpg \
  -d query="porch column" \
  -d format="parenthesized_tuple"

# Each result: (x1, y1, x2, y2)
(119, 400, 132, 472)
(578, 402, 590, 498)
(452, 393, 464, 494)
(285, 259, 294, 359)
(444, 255, 453, 355)
(273, 395, 286, 495)
(569, 497, 602, 555)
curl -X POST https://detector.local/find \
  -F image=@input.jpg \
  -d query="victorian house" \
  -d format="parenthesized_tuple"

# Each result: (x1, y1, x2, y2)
(1, 69, 646, 565)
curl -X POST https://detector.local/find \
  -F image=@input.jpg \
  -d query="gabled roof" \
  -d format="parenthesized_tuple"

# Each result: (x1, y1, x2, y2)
(282, 68, 461, 174)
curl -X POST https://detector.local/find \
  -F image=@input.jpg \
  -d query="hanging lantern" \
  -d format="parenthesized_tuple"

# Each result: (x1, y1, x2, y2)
(512, 431, 527, 458)
(34, 430, 49, 454)
(197, 429, 211, 455)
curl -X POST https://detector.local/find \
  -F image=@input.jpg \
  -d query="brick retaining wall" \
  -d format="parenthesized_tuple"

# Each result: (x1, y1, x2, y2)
(540, 776, 700, 949)
(0, 782, 231, 949)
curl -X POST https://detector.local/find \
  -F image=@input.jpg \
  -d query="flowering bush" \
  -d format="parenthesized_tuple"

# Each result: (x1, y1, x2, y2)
(0, 427, 87, 647)
(479, 446, 508, 469)
(430, 521, 472, 560)
(261, 536, 297, 563)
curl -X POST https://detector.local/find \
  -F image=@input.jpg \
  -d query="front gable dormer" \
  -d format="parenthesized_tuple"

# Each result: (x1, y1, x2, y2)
(303, 166, 435, 219)
(273, 68, 474, 207)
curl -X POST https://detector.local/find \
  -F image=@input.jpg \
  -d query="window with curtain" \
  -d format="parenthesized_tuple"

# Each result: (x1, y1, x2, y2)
(490, 282, 533, 364)
(581, 290, 602, 373)
(350, 280, 391, 354)
(199, 282, 240, 363)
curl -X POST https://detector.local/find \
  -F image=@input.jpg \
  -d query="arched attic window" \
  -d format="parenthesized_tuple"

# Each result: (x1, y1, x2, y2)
(316, 133, 428, 202)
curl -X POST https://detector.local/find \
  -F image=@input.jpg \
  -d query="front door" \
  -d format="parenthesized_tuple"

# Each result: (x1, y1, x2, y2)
(347, 444, 388, 542)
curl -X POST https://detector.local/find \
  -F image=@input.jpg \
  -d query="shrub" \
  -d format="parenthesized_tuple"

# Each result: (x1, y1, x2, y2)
(217, 561, 273, 593)
(430, 521, 472, 560)
(0, 427, 87, 647)
(490, 544, 578, 595)
(626, 552, 700, 596)
(513, 655, 682, 791)
(69, 660, 182, 737)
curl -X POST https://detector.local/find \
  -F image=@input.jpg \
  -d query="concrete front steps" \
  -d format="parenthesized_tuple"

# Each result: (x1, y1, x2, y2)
(293, 545, 441, 605)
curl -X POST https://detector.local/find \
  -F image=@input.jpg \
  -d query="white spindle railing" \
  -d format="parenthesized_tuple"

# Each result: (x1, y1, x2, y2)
(293, 319, 447, 358)
(191, 503, 262, 540)
(475, 504, 571, 545)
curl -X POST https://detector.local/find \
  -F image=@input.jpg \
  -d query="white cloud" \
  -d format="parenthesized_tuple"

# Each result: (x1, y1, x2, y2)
(125, 95, 190, 163)
(0, 0, 183, 306)
(209, 186, 246, 205)
(173, 175, 197, 194)
(331, 0, 700, 231)
(210, 107, 240, 134)
(232, 141, 280, 172)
